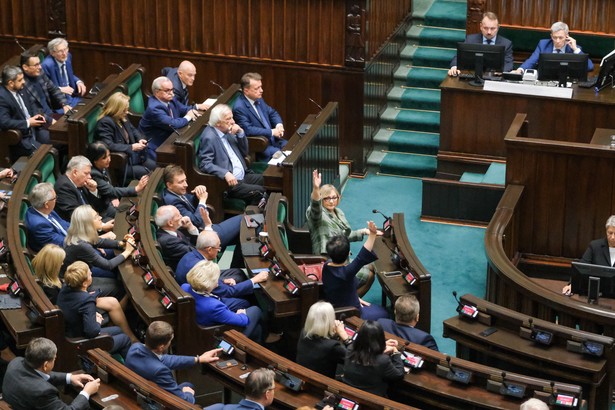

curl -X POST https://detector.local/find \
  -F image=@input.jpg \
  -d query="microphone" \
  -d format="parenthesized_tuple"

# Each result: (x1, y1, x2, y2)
(308, 97, 323, 112)
(109, 62, 125, 72)
(528, 318, 533, 329)
(372, 208, 390, 221)
(453, 291, 478, 318)
(249, 217, 263, 229)
(88, 83, 102, 96)
(168, 124, 181, 138)
(210, 80, 225, 94)
(14, 38, 25, 51)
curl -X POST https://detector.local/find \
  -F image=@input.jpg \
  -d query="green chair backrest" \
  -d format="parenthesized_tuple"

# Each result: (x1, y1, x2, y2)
(86, 105, 103, 144)
(150, 222, 158, 241)
(25, 254, 34, 275)
(19, 225, 27, 248)
(38, 152, 57, 184)
(227, 91, 240, 109)
(277, 199, 289, 249)
(125, 72, 145, 114)
(25, 176, 38, 196)
(19, 202, 28, 222)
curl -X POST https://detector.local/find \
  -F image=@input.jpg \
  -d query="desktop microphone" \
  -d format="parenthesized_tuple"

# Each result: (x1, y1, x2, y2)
(308, 97, 324, 112)
(14, 38, 25, 51)
(109, 62, 125, 72)
(168, 124, 181, 138)
(210, 80, 225, 94)
(372, 208, 391, 220)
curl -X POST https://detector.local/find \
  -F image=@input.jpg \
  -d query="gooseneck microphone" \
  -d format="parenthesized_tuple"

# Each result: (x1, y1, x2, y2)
(109, 62, 125, 72)
(308, 97, 324, 112)
(372, 208, 391, 220)
(210, 80, 225, 94)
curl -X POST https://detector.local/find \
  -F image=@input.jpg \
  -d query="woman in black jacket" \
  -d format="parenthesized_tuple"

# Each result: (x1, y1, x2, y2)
(94, 92, 156, 180)
(296, 301, 351, 378)
(342, 320, 404, 396)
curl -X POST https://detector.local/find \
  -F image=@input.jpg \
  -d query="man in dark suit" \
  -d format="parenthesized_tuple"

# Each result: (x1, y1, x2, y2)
(233, 72, 287, 161)
(2, 337, 100, 410)
(197, 104, 266, 205)
(41, 37, 86, 108)
(515, 21, 594, 73)
(448, 12, 514, 76)
(0, 65, 45, 160)
(377, 294, 439, 351)
(25, 182, 70, 252)
(138, 76, 199, 160)
(205, 368, 276, 410)
(581, 216, 615, 267)
(54, 155, 109, 222)
(125, 321, 221, 405)
(160, 60, 210, 109)
(155, 204, 200, 271)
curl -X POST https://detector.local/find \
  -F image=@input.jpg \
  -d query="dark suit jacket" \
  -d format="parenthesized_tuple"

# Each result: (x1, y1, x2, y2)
(205, 399, 264, 410)
(162, 189, 208, 228)
(581, 238, 614, 267)
(0, 85, 41, 152)
(2, 357, 90, 410)
(54, 174, 106, 221)
(139, 96, 191, 150)
(296, 331, 347, 379)
(450, 33, 514, 72)
(62, 239, 124, 275)
(90, 166, 136, 212)
(56, 286, 101, 338)
(342, 348, 405, 396)
(377, 318, 439, 351)
(161, 67, 190, 106)
(233, 93, 283, 138)
(197, 125, 249, 178)
(95, 115, 151, 167)
(25, 207, 69, 252)
(125, 343, 197, 403)
(520, 39, 594, 71)
(23, 72, 67, 120)
(157, 229, 197, 271)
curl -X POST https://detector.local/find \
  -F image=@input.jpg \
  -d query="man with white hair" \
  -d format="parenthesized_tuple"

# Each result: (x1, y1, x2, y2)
(197, 103, 266, 205)
(520, 398, 549, 410)
(139, 76, 199, 160)
(25, 182, 70, 252)
(515, 21, 594, 73)
(42, 37, 86, 108)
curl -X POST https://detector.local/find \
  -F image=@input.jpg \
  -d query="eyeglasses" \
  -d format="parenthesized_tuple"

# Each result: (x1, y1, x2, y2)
(323, 196, 339, 202)
(159, 88, 174, 94)
(47, 197, 57, 202)
(208, 246, 221, 251)
(54, 48, 69, 54)
(27, 63, 41, 67)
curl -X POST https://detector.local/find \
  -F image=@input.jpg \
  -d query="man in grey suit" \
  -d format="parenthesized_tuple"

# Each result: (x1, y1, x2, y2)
(2, 337, 100, 410)
(205, 367, 276, 409)
(448, 12, 514, 76)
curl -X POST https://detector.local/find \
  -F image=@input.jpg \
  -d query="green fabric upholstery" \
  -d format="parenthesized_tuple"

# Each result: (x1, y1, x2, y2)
(19, 202, 28, 222)
(25, 254, 34, 275)
(38, 153, 56, 183)
(19, 225, 27, 247)
(150, 222, 157, 241)
(277, 200, 288, 248)
(125, 72, 145, 114)
(227, 91, 240, 109)
(25, 176, 38, 196)
(86, 105, 103, 144)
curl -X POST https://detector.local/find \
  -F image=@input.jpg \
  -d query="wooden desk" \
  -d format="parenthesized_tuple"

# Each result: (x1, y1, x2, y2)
(590, 127, 615, 146)
(439, 77, 615, 162)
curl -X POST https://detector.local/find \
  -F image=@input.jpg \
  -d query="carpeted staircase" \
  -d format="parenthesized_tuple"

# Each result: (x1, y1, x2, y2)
(368, 0, 467, 178)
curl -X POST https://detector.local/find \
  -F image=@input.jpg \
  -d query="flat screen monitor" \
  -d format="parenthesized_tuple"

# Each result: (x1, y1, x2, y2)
(456, 42, 505, 86)
(594, 48, 615, 91)
(537, 52, 589, 86)
(570, 261, 615, 298)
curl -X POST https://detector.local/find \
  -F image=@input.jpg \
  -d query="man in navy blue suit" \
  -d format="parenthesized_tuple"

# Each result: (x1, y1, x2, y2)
(0, 65, 44, 160)
(125, 321, 221, 405)
(205, 367, 276, 410)
(25, 182, 70, 253)
(448, 12, 514, 76)
(160, 60, 211, 109)
(42, 38, 86, 109)
(515, 21, 594, 73)
(139, 76, 199, 160)
(233, 72, 287, 162)
(377, 294, 439, 351)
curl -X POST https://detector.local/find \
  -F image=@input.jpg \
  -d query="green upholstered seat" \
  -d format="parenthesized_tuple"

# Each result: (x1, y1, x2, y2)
(19, 202, 28, 222)
(25, 176, 38, 196)
(277, 200, 289, 249)
(38, 152, 57, 184)
(125, 72, 145, 114)
(19, 225, 27, 248)
(86, 105, 103, 144)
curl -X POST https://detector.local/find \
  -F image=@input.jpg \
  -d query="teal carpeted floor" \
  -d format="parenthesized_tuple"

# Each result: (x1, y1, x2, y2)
(340, 173, 486, 355)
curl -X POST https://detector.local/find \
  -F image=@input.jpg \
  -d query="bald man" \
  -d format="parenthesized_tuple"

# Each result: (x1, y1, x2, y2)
(161, 61, 210, 110)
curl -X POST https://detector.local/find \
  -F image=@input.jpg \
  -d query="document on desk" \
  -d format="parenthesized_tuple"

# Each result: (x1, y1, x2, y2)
(267, 151, 292, 166)
(483, 80, 573, 99)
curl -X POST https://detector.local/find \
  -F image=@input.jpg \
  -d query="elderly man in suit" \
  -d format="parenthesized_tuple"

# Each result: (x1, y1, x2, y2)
(515, 21, 594, 73)
(155, 204, 201, 271)
(138, 76, 199, 160)
(160, 60, 210, 109)
(25, 182, 70, 252)
(377, 294, 439, 351)
(2, 337, 100, 410)
(233, 72, 287, 161)
(42, 37, 86, 108)
(205, 368, 276, 410)
(0, 65, 45, 160)
(125, 321, 221, 405)
(448, 12, 514, 76)
(197, 104, 266, 205)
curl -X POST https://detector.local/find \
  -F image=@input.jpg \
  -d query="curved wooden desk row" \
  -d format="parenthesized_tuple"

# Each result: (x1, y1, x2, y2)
(443, 293, 613, 410)
(3, 145, 114, 372)
(207, 329, 414, 410)
(345, 317, 584, 410)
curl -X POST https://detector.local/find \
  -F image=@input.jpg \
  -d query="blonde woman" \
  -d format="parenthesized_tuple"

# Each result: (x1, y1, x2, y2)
(95, 92, 155, 179)
(296, 301, 350, 378)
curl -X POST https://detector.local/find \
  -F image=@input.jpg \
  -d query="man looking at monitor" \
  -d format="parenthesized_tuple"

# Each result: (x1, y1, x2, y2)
(448, 12, 513, 76)
(562, 215, 615, 295)
(514, 21, 594, 74)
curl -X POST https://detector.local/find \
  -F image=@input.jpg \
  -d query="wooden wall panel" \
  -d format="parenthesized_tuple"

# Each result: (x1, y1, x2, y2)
(365, 0, 412, 59)
(0, 0, 48, 39)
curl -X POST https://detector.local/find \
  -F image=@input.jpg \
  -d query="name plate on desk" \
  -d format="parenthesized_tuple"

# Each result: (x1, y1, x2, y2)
(483, 80, 573, 99)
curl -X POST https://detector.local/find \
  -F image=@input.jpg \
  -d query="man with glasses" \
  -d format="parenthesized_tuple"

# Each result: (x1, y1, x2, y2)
(42, 37, 86, 108)
(139, 76, 200, 161)
(25, 182, 70, 252)
(205, 367, 276, 410)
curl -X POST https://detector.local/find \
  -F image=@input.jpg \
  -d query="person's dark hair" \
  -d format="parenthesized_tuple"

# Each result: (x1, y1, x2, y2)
(25, 337, 57, 369)
(240, 72, 262, 90)
(145, 321, 174, 349)
(19, 51, 37, 68)
(348, 320, 385, 366)
(326, 235, 350, 264)
(245, 368, 275, 399)
(2, 65, 22, 85)
(85, 141, 110, 165)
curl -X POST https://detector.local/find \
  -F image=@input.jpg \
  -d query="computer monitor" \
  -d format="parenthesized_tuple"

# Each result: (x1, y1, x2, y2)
(570, 261, 615, 298)
(537, 52, 589, 86)
(456, 42, 505, 86)
(594, 49, 615, 92)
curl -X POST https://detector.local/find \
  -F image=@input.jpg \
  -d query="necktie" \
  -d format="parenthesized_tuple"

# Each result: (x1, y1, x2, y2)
(486, 39, 492, 45)
(254, 101, 270, 128)
(167, 105, 173, 118)
(556, 49, 562, 53)
(78, 189, 87, 205)
(60, 63, 69, 86)
(14, 93, 30, 120)
(49, 216, 67, 236)
(180, 195, 195, 212)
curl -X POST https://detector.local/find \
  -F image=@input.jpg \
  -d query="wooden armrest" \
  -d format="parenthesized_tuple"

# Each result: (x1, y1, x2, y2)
(0, 129, 23, 145)
(335, 306, 360, 319)
(126, 112, 142, 129)
(110, 152, 128, 168)
(65, 334, 114, 352)
(247, 136, 269, 153)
